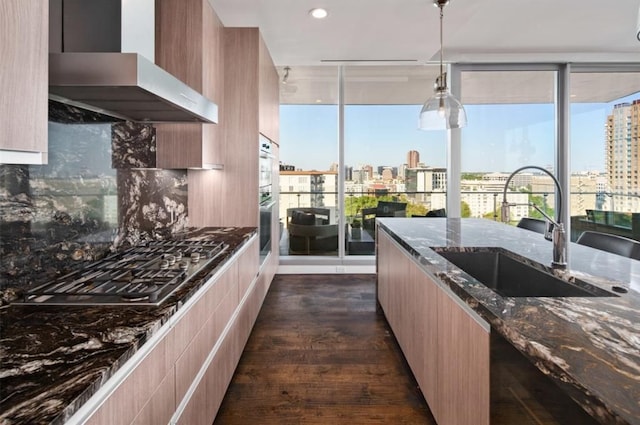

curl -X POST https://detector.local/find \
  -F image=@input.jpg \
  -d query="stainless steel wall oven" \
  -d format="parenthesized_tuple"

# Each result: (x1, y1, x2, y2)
(259, 135, 275, 263)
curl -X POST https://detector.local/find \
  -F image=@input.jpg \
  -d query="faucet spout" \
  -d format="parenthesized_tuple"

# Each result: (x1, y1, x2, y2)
(502, 165, 566, 269)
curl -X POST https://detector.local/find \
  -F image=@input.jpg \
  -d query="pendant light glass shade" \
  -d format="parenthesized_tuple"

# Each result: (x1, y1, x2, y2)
(418, 0, 467, 131)
(419, 86, 467, 130)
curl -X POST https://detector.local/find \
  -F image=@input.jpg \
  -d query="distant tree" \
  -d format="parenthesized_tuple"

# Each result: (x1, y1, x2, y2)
(461, 172, 485, 180)
(345, 194, 427, 218)
(407, 203, 428, 217)
(461, 201, 472, 218)
(483, 209, 500, 220)
(345, 195, 377, 217)
(529, 193, 554, 220)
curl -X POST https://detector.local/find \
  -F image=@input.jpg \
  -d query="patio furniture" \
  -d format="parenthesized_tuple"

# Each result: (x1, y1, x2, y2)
(426, 208, 446, 217)
(517, 217, 546, 234)
(362, 201, 407, 234)
(576, 230, 640, 260)
(287, 209, 338, 254)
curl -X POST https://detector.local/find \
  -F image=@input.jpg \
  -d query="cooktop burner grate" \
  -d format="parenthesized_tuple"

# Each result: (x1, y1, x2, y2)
(21, 239, 229, 306)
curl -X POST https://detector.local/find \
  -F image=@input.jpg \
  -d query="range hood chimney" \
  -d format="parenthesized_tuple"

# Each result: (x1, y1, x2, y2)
(49, 0, 218, 123)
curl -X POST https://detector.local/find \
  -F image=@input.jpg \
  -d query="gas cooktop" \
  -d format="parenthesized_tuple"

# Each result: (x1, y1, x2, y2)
(20, 239, 229, 306)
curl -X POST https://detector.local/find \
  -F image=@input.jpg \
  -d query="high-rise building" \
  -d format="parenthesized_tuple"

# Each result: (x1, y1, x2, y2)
(362, 165, 374, 181)
(381, 167, 393, 181)
(405, 167, 447, 209)
(606, 100, 640, 212)
(407, 150, 420, 169)
(398, 164, 407, 180)
(344, 166, 353, 181)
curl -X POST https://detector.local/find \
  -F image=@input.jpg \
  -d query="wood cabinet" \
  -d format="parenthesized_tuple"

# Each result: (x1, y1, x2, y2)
(85, 332, 175, 425)
(173, 236, 262, 424)
(154, 0, 224, 169)
(0, 0, 48, 164)
(258, 37, 280, 143)
(437, 286, 490, 425)
(188, 27, 279, 227)
(221, 28, 275, 226)
(237, 234, 260, 302)
(80, 236, 268, 425)
(377, 230, 490, 425)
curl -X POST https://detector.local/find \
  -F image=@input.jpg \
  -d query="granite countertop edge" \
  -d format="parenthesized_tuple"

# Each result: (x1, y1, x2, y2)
(377, 218, 640, 425)
(0, 227, 257, 425)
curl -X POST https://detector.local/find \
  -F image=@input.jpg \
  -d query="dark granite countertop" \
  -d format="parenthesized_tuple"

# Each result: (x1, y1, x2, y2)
(378, 218, 640, 425)
(0, 227, 256, 425)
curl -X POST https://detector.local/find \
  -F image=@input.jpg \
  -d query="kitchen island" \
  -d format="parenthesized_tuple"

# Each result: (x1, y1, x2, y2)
(0, 227, 268, 425)
(376, 218, 639, 425)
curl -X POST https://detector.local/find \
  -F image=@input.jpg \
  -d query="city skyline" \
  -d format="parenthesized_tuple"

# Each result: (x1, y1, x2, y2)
(280, 94, 640, 174)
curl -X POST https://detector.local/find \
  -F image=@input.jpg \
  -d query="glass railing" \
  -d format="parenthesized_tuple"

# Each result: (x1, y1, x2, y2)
(278, 189, 640, 256)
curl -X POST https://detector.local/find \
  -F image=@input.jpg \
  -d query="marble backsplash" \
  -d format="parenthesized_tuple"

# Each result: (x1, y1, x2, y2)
(0, 101, 187, 292)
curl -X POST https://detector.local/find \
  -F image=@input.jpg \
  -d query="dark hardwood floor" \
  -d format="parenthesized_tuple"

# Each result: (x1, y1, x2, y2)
(214, 274, 436, 424)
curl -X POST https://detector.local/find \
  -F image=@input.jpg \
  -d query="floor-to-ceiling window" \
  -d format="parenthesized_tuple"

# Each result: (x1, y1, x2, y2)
(278, 66, 339, 257)
(569, 68, 640, 241)
(279, 65, 443, 259)
(278, 64, 640, 264)
(458, 68, 558, 224)
(343, 66, 445, 255)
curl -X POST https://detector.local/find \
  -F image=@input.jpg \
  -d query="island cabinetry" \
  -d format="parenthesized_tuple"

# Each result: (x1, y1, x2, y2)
(436, 284, 490, 425)
(155, 0, 224, 169)
(377, 229, 490, 425)
(0, 0, 48, 164)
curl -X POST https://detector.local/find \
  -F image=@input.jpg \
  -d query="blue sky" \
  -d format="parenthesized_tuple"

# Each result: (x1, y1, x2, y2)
(280, 94, 639, 173)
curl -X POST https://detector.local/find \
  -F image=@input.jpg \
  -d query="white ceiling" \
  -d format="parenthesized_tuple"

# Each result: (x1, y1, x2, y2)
(209, 0, 640, 104)
(209, 0, 640, 66)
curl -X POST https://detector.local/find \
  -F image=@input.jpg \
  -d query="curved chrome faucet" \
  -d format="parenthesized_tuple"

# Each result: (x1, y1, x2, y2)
(501, 165, 567, 269)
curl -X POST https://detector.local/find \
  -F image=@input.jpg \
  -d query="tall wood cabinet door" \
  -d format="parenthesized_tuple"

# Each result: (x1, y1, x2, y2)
(393, 242, 412, 361)
(258, 34, 279, 143)
(221, 28, 260, 227)
(155, 0, 224, 169)
(200, 0, 224, 166)
(435, 288, 490, 425)
(409, 260, 438, 410)
(0, 0, 48, 163)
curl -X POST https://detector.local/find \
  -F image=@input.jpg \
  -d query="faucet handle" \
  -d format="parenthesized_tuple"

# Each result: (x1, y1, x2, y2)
(552, 223, 567, 268)
(500, 201, 511, 223)
(544, 222, 554, 241)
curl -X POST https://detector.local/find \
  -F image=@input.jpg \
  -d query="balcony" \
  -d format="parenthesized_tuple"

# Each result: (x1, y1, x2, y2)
(278, 189, 640, 258)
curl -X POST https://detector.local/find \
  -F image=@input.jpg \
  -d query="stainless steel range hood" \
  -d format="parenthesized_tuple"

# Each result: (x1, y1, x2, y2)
(49, 0, 218, 123)
(49, 53, 218, 123)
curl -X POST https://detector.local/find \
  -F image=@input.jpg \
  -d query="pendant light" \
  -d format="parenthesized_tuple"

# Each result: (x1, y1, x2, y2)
(419, 0, 467, 130)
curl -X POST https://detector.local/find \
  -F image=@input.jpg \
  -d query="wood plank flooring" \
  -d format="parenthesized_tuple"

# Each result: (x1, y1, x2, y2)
(213, 274, 436, 424)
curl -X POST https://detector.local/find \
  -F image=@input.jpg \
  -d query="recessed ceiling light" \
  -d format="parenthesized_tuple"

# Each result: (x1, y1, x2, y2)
(309, 8, 328, 19)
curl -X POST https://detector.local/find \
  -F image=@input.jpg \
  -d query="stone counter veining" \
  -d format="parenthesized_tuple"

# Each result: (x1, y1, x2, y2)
(377, 218, 640, 425)
(0, 227, 256, 425)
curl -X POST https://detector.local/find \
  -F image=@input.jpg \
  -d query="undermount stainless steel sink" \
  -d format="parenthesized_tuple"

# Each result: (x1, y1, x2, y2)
(435, 249, 617, 298)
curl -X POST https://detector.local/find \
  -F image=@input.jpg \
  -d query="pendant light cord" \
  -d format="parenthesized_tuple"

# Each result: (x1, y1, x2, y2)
(439, 3, 445, 90)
